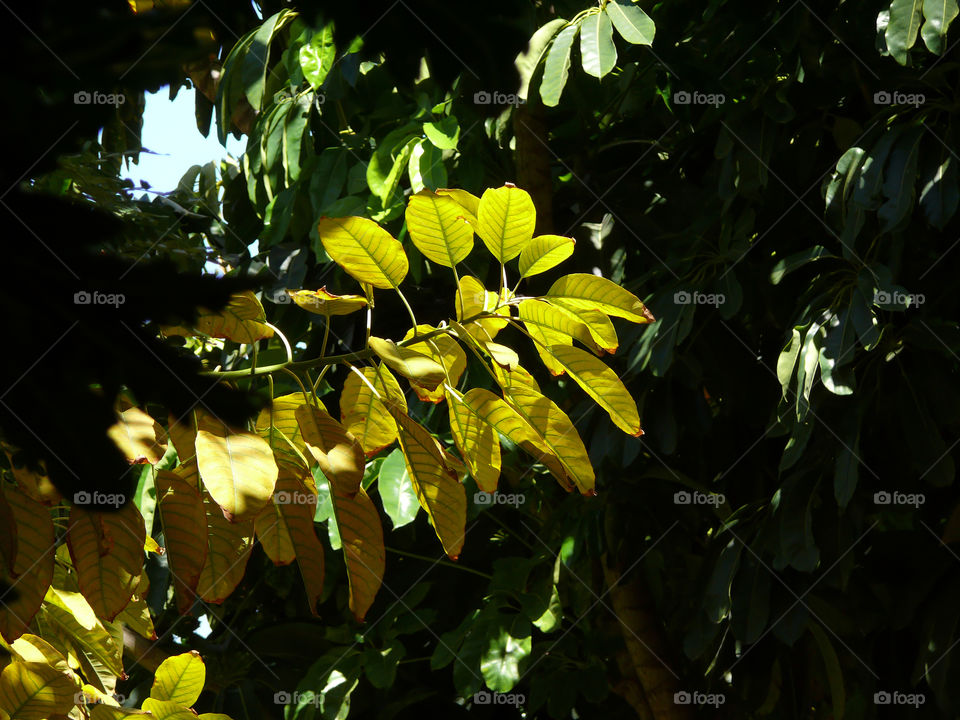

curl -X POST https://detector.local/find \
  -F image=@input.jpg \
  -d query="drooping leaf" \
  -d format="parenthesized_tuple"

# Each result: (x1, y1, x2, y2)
(150, 651, 205, 706)
(878, 125, 923, 231)
(519, 299, 606, 370)
(405, 190, 474, 267)
(196, 487, 254, 604)
(921, 0, 959, 53)
(540, 23, 579, 107)
(391, 411, 466, 558)
(155, 467, 208, 614)
(605, 0, 656, 45)
(401, 326, 467, 402)
(280, 471, 327, 614)
(518, 235, 576, 278)
(476, 185, 537, 262)
(886, 0, 924, 64)
(107, 407, 168, 464)
(287, 287, 368, 316)
(580, 11, 617, 78)
(35, 586, 124, 679)
(0, 486, 55, 643)
(329, 486, 385, 621)
(448, 391, 502, 493)
(422, 116, 460, 150)
(450, 321, 519, 371)
(455, 276, 511, 340)
(340, 365, 406, 456)
(317, 216, 409, 289)
(66, 503, 145, 622)
(256, 393, 311, 470)
(546, 273, 654, 324)
(177, 291, 275, 344)
(376, 448, 420, 529)
(296, 403, 365, 495)
(0, 661, 78, 720)
(368, 336, 447, 390)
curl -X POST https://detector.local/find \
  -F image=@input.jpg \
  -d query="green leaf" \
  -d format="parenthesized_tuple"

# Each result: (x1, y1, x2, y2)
(580, 11, 617, 78)
(407, 140, 447, 193)
(878, 126, 924, 231)
(886, 0, 924, 64)
(517, 18, 567, 101)
(480, 629, 531, 693)
(770, 246, 835, 285)
(377, 448, 420, 529)
(299, 23, 336, 88)
(423, 116, 460, 150)
(809, 623, 846, 720)
(605, 0, 656, 45)
(364, 640, 405, 689)
(242, 11, 291, 110)
(150, 652, 205, 706)
(921, 0, 959, 53)
(540, 23, 579, 107)
(919, 146, 959, 229)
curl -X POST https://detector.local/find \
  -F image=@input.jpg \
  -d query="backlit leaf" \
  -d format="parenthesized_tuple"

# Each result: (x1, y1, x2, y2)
(299, 22, 336, 88)
(287, 287, 368, 316)
(436, 188, 480, 225)
(402, 326, 467, 402)
(179, 291, 274, 344)
(66, 503, 145, 621)
(196, 487, 254, 604)
(317, 216, 408, 289)
(150, 651, 205, 706)
(155, 467, 207, 614)
(405, 190, 474, 267)
(540, 23, 579, 107)
(546, 273, 654, 324)
(0, 661, 77, 720)
(518, 235, 575, 277)
(368, 336, 446, 390)
(448, 391, 502, 493)
(140, 699, 198, 720)
(341, 366, 406, 456)
(605, 0, 656, 45)
(35, 586, 123, 679)
(476, 185, 537, 262)
(455, 276, 511, 340)
(376, 448, 420, 529)
(330, 486, 385, 621)
(296, 403, 365, 495)
(107, 407, 167, 464)
(195, 411, 278, 522)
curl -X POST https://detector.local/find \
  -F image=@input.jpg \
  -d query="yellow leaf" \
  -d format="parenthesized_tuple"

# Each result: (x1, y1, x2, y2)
(401, 326, 467, 403)
(276, 471, 326, 615)
(107, 407, 168, 464)
(340, 366, 405, 456)
(317, 216, 408, 289)
(502, 385, 595, 494)
(296, 404, 365, 495)
(115, 579, 156, 641)
(447, 392, 501, 493)
(155, 468, 207, 614)
(66, 504, 145, 621)
(492, 363, 541, 394)
(144, 536, 162, 554)
(171, 290, 274, 344)
(286, 287, 369, 316)
(166, 413, 197, 466)
(254, 499, 295, 566)
(548, 301, 619, 353)
(330, 486, 384, 621)
(0, 661, 77, 720)
(1, 448, 61, 506)
(195, 411, 278, 522)
(196, 486, 254, 603)
(0, 486, 54, 643)
(150, 651, 205, 706)
(519, 235, 575, 277)
(10, 635, 69, 671)
(519, 298, 610, 358)
(36, 585, 124, 678)
(141, 698, 198, 719)
(256, 393, 312, 468)
(476, 185, 537, 261)
(405, 190, 474, 267)
(391, 411, 466, 558)
(541, 345, 642, 436)
(546, 273, 654, 324)
(454, 276, 511, 340)
(91, 706, 152, 719)
(449, 321, 519, 371)
(368, 336, 446, 390)
(436, 188, 480, 226)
